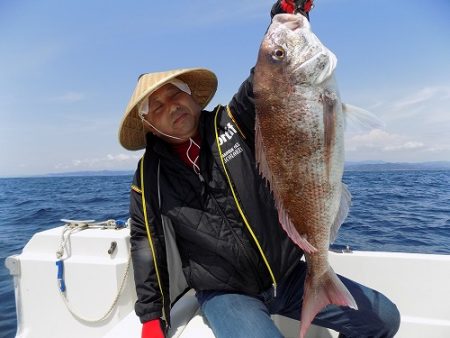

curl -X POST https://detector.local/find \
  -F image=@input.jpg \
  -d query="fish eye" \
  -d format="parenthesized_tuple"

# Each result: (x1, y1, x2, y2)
(272, 47, 285, 61)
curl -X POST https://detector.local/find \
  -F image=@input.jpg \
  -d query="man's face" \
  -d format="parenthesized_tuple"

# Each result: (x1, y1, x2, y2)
(143, 83, 202, 143)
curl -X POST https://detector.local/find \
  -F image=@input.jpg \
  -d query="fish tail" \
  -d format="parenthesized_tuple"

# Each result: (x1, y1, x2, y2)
(299, 268, 358, 338)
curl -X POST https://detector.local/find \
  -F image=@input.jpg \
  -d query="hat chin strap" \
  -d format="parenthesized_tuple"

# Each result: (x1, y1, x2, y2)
(142, 118, 188, 141)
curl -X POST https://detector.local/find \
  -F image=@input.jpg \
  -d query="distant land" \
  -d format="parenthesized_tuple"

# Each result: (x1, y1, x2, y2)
(2, 161, 450, 179)
(46, 161, 450, 176)
(344, 161, 450, 171)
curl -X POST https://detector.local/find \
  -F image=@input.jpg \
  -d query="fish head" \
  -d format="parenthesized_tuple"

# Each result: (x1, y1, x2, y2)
(255, 13, 337, 88)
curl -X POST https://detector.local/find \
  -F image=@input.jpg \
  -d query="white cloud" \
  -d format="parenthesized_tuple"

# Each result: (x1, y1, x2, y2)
(54, 153, 143, 171)
(344, 84, 450, 161)
(106, 153, 140, 162)
(383, 141, 425, 152)
(426, 144, 450, 153)
(392, 86, 450, 110)
(375, 86, 450, 124)
(345, 129, 427, 154)
(345, 127, 450, 162)
(345, 129, 407, 152)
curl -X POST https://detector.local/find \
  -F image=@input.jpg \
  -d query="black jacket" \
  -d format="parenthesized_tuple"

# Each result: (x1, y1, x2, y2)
(129, 1, 304, 327)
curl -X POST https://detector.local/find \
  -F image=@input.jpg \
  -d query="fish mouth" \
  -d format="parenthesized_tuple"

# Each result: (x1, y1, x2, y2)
(272, 13, 310, 32)
(301, 48, 337, 84)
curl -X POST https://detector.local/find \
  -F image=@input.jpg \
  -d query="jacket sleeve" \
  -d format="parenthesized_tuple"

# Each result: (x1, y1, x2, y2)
(227, 1, 291, 145)
(129, 164, 164, 324)
(227, 67, 256, 145)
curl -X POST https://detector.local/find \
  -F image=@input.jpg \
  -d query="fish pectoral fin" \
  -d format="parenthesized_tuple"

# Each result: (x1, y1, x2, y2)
(291, 230, 318, 254)
(256, 116, 318, 255)
(342, 103, 385, 132)
(299, 267, 358, 338)
(330, 183, 352, 243)
(276, 202, 318, 254)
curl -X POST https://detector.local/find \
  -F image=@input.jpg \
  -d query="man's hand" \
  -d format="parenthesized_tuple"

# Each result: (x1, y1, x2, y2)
(142, 319, 165, 338)
(281, 0, 314, 15)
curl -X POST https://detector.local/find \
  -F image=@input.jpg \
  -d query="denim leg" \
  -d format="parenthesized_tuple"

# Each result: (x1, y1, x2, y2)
(275, 263, 401, 338)
(196, 290, 284, 338)
(195, 261, 400, 338)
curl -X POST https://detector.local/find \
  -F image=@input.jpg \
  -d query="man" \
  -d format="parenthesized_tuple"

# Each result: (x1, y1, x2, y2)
(118, 1, 400, 337)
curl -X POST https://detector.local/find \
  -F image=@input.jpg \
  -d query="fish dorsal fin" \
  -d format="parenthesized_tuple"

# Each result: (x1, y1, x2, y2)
(342, 103, 384, 132)
(255, 115, 273, 189)
(255, 115, 317, 254)
(330, 183, 352, 243)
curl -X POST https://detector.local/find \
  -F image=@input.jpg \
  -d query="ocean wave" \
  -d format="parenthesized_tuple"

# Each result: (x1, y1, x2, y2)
(0, 172, 449, 338)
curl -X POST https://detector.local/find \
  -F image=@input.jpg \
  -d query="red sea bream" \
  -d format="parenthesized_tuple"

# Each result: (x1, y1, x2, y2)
(253, 13, 358, 338)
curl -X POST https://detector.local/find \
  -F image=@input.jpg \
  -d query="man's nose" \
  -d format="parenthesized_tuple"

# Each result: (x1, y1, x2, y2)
(168, 104, 182, 117)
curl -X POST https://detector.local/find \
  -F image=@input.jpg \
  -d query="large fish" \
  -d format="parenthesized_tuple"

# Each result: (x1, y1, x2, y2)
(253, 13, 358, 338)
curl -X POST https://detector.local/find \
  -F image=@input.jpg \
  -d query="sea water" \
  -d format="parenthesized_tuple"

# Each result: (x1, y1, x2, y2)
(0, 171, 449, 337)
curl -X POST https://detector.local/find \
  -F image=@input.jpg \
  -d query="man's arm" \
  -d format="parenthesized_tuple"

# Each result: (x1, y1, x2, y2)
(129, 166, 166, 336)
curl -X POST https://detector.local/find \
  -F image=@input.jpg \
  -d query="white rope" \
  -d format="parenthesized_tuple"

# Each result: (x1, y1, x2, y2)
(56, 220, 132, 323)
(56, 223, 88, 259)
(57, 254, 132, 323)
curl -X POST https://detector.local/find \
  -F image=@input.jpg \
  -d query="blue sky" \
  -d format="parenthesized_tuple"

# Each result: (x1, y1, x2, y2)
(1, 0, 449, 177)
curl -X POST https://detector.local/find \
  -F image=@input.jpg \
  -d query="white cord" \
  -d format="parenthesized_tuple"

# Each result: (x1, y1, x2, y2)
(56, 220, 132, 323)
(57, 254, 131, 323)
(186, 137, 201, 174)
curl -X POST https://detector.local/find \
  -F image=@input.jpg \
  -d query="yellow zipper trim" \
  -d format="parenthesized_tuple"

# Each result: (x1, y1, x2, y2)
(226, 105, 246, 140)
(131, 184, 142, 194)
(140, 156, 167, 322)
(213, 107, 277, 291)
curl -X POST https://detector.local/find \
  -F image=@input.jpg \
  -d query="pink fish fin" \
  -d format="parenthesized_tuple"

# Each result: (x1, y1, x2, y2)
(275, 198, 318, 255)
(255, 115, 317, 254)
(330, 183, 352, 243)
(322, 90, 339, 178)
(255, 115, 272, 188)
(342, 103, 384, 132)
(299, 267, 358, 338)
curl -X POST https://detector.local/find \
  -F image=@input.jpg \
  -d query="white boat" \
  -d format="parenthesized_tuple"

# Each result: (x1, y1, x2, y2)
(5, 221, 450, 338)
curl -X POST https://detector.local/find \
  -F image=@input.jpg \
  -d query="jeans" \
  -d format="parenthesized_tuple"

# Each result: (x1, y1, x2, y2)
(196, 261, 400, 338)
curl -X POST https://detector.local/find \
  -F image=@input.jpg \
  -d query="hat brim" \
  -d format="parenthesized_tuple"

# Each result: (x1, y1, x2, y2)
(119, 68, 217, 151)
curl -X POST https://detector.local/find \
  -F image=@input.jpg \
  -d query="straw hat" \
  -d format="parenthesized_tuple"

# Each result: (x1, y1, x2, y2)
(119, 68, 218, 150)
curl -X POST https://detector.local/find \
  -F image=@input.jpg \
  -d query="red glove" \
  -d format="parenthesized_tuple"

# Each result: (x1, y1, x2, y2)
(142, 319, 165, 338)
(281, 0, 314, 14)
